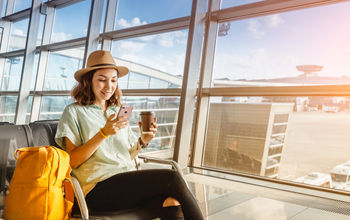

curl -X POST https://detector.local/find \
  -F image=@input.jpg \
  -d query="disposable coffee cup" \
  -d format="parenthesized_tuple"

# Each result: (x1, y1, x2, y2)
(140, 111, 155, 134)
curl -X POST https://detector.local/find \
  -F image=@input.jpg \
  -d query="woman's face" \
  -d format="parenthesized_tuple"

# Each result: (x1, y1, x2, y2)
(92, 68, 118, 104)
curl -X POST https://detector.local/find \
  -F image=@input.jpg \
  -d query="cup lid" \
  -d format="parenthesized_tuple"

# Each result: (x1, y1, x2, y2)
(140, 111, 154, 115)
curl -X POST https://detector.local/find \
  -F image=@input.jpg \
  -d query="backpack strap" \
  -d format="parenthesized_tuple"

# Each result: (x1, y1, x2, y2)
(15, 147, 48, 177)
(63, 174, 74, 219)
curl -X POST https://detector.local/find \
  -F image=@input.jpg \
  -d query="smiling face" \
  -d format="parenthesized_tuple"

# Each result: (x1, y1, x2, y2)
(92, 68, 118, 108)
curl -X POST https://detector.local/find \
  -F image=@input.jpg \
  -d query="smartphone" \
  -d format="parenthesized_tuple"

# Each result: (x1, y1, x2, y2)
(117, 105, 133, 119)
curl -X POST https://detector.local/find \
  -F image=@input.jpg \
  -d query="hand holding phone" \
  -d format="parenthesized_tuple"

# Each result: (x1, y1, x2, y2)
(117, 106, 133, 120)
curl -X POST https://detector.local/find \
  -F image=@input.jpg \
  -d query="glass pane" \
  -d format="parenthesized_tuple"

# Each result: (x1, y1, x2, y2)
(213, 2, 350, 86)
(123, 96, 180, 156)
(1, 57, 24, 91)
(1, 0, 6, 17)
(39, 96, 74, 120)
(30, 53, 40, 91)
(115, 0, 192, 30)
(0, 95, 17, 123)
(111, 30, 188, 88)
(26, 95, 33, 123)
(44, 48, 84, 90)
(0, 28, 3, 46)
(8, 19, 29, 51)
(51, 0, 91, 43)
(14, 0, 32, 13)
(100, 0, 107, 33)
(221, 0, 264, 9)
(36, 14, 45, 46)
(203, 95, 350, 191)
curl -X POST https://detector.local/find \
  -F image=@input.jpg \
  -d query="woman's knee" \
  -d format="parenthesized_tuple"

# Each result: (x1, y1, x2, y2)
(162, 197, 181, 207)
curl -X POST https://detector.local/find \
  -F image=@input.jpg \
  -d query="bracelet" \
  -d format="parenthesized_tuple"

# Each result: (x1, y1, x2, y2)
(99, 128, 109, 138)
(138, 137, 148, 148)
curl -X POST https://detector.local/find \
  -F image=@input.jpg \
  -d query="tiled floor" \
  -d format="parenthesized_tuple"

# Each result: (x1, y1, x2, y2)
(185, 173, 350, 220)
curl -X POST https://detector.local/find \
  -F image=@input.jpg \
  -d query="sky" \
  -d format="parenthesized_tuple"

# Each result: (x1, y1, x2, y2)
(6, 0, 350, 82)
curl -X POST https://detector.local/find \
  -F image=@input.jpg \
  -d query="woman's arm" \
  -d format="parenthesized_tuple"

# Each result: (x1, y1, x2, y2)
(65, 132, 105, 168)
(129, 139, 142, 160)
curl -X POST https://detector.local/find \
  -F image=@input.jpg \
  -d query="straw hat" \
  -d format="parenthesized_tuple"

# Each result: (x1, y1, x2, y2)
(74, 50, 129, 82)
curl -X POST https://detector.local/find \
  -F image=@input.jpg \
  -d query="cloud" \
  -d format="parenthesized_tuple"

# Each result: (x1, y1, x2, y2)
(116, 17, 147, 28)
(156, 31, 188, 48)
(13, 29, 25, 36)
(119, 41, 146, 52)
(247, 14, 284, 39)
(264, 14, 284, 28)
(248, 20, 265, 39)
(213, 47, 302, 80)
(51, 32, 73, 42)
(119, 52, 185, 76)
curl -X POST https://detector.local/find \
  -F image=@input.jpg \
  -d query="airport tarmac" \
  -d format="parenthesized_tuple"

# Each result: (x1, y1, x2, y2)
(279, 111, 350, 180)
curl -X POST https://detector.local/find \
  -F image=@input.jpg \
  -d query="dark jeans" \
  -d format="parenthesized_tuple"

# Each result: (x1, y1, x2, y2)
(84, 169, 203, 220)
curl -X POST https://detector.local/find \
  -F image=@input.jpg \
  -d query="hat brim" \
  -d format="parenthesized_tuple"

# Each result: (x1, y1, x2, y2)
(74, 65, 129, 82)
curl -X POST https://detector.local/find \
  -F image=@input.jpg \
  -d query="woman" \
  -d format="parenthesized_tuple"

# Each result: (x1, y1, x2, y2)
(55, 50, 203, 220)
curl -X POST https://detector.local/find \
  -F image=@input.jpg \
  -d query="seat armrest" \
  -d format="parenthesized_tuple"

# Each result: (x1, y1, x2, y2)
(138, 155, 188, 188)
(71, 176, 89, 220)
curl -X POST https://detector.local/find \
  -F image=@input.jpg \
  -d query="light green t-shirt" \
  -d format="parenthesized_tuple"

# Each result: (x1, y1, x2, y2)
(55, 103, 138, 191)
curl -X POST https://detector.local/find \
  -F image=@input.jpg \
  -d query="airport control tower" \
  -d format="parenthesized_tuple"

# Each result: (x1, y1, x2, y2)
(296, 65, 323, 77)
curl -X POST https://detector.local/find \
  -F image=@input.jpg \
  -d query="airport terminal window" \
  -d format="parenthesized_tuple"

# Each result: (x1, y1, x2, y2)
(8, 19, 29, 51)
(13, 0, 32, 13)
(126, 72, 150, 89)
(202, 95, 350, 191)
(38, 95, 179, 153)
(220, 0, 264, 9)
(0, 57, 24, 91)
(30, 54, 40, 91)
(1, 1, 6, 17)
(51, 0, 91, 43)
(39, 96, 73, 120)
(150, 77, 175, 88)
(0, 96, 17, 123)
(212, 1, 350, 86)
(123, 96, 180, 153)
(100, 0, 107, 33)
(111, 30, 188, 88)
(44, 48, 84, 91)
(114, 0, 192, 30)
(36, 14, 46, 47)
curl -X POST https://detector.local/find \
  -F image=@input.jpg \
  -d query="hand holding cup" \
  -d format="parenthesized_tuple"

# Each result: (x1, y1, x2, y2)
(138, 111, 157, 146)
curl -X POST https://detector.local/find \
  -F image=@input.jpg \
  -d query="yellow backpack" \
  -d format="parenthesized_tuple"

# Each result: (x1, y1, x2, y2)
(4, 146, 74, 220)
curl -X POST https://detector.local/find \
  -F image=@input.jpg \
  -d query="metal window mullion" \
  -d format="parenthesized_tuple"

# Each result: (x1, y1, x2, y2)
(14, 0, 41, 124)
(202, 85, 350, 97)
(0, 0, 15, 88)
(5, 0, 15, 16)
(103, 16, 190, 41)
(83, 0, 105, 66)
(0, 20, 11, 88)
(45, 0, 85, 9)
(33, 88, 182, 96)
(212, 0, 348, 22)
(101, 0, 118, 50)
(0, 0, 15, 122)
(40, 37, 86, 52)
(30, 6, 55, 122)
(2, 8, 30, 22)
(191, 0, 220, 167)
(173, 0, 207, 168)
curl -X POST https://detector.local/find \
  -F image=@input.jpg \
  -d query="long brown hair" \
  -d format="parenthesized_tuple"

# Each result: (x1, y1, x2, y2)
(71, 69, 123, 107)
